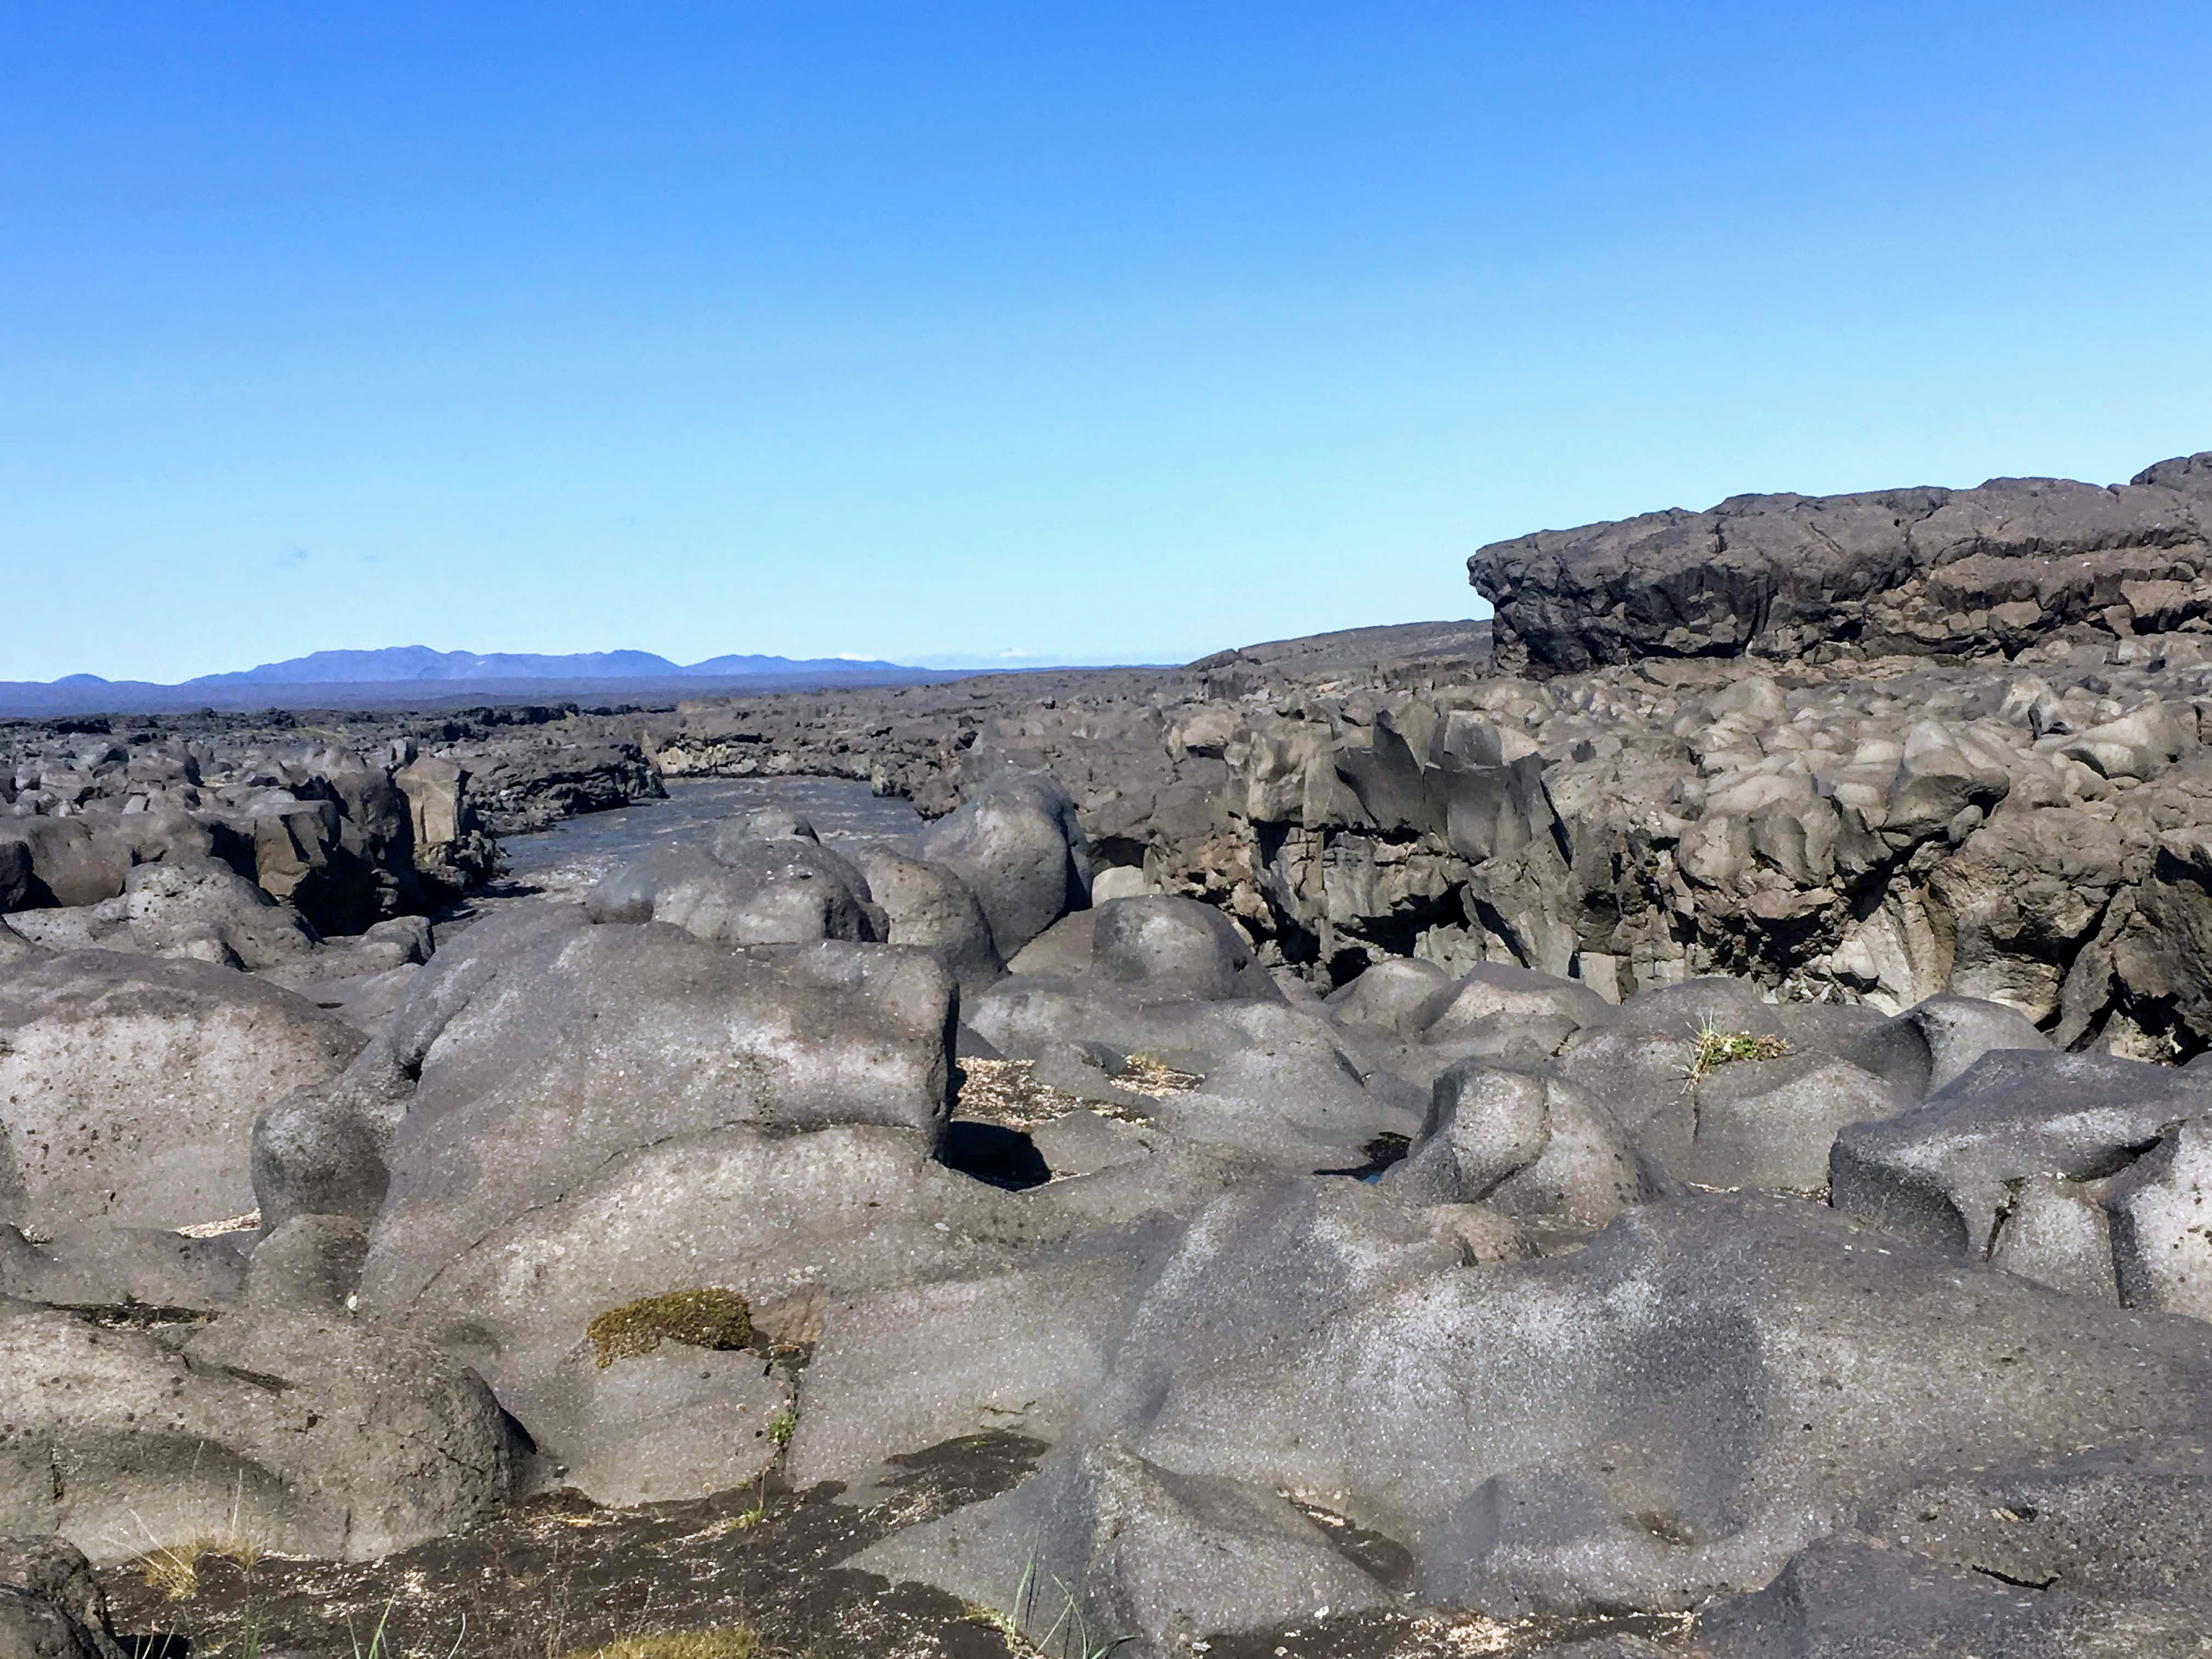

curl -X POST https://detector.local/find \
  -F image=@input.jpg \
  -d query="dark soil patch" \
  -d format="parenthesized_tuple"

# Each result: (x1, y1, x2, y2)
(100, 1434, 1046, 1659)
(1200, 1608, 1697, 1659)
(98, 1432, 1701, 1659)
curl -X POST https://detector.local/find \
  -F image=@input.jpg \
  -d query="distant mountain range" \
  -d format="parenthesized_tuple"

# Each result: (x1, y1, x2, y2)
(0, 644, 975, 717)
(61, 645, 913, 686)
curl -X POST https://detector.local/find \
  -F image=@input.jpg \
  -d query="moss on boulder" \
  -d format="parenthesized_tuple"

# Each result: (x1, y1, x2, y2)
(587, 1287, 753, 1368)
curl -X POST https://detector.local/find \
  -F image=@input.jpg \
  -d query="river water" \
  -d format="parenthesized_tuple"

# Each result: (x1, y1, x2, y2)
(492, 776, 926, 904)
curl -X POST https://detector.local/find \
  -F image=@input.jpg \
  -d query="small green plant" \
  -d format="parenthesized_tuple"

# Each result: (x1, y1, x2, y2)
(765, 1408, 797, 1448)
(1684, 1018, 1789, 1090)
(347, 1600, 465, 1659)
(973, 1543, 1132, 1659)
(586, 1288, 752, 1368)
(730, 1475, 770, 1531)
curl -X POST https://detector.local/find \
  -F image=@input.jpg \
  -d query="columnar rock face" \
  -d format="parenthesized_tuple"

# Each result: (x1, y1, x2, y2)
(0, 724, 499, 937)
(808, 642, 2212, 1067)
(1472, 452, 2212, 674)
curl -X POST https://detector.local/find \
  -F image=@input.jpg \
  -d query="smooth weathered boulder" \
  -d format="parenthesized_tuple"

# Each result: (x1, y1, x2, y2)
(585, 830, 884, 945)
(919, 769, 1094, 959)
(967, 967, 1420, 1169)
(1003, 909, 1097, 976)
(788, 1247, 1160, 1488)
(243, 1213, 371, 1311)
(0, 1304, 522, 1563)
(1090, 896, 1260, 1003)
(0, 915, 36, 961)
(848, 1179, 1457, 1649)
(352, 906, 957, 1316)
(0, 818, 130, 909)
(1986, 1173, 2122, 1301)
(363, 1124, 1042, 1505)
(1831, 1049, 2212, 1259)
(855, 1441, 1395, 1653)
(852, 845, 1003, 990)
(120, 856, 321, 969)
(0, 1224, 244, 1313)
(1323, 957, 1456, 1036)
(1146, 1042, 1420, 1170)
(1839, 992, 2052, 1099)
(1414, 963, 1613, 1044)
(1126, 1195, 2212, 1618)
(1679, 1052, 1913, 1191)
(321, 898, 1012, 1504)
(0, 1536, 127, 1659)
(1857, 1430, 2212, 1621)
(549, 1308, 792, 1507)
(1695, 1530, 2209, 1658)
(0, 840, 34, 913)
(1383, 1060, 1655, 1231)
(249, 1036, 416, 1232)
(2106, 1120, 2212, 1320)
(0, 952, 364, 1233)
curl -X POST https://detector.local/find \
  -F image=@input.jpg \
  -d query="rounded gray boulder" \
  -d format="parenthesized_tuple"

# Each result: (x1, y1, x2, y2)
(918, 769, 1094, 959)
(1090, 896, 1256, 1002)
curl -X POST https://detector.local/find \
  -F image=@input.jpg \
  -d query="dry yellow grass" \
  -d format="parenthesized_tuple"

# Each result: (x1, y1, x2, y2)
(565, 1625, 762, 1659)
(955, 1055, 1201, 1131)
(136, 1530, 263, 1600)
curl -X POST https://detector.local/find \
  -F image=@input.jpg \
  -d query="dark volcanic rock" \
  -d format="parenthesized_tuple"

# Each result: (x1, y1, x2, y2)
(1472, 451, 2212, 675)
(0, 1536, 128, 1659)
(25, 454, 2212, 1655)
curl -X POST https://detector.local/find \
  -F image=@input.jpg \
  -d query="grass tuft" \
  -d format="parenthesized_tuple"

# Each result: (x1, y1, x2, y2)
(136, 1530, 263, 1601)
(722, 1475, 772, 1534)
(565, 1625, 762, 1659)
(587, 1288, 753, 1368)
(1684, 1018, 1790, 1090)
(347, 1598, 464, 1659)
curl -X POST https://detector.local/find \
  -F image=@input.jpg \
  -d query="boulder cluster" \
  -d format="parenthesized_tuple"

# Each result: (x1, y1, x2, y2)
(9, 455, 2212, 1657)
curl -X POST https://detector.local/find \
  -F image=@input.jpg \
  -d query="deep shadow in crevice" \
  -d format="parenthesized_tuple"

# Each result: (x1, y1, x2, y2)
(941, 1121, 1052, 1191)
(1315, 1133, 1411, 1182)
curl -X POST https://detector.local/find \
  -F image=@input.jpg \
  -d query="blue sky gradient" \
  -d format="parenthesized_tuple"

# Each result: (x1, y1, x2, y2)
(3, 3, 2208, 680)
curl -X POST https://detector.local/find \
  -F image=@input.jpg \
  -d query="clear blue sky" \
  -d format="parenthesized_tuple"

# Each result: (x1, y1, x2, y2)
(3, 3, 2208, 682)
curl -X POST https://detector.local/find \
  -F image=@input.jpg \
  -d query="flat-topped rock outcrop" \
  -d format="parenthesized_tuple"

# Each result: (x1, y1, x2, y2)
(1472, 450, 2212, 673)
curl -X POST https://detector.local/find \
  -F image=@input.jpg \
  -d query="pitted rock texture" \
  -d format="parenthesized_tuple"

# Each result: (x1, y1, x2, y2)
(1472, 450, 2212, 674)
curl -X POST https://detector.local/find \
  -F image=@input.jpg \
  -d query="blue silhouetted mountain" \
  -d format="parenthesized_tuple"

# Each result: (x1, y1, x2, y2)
(184, 646, 914, 684)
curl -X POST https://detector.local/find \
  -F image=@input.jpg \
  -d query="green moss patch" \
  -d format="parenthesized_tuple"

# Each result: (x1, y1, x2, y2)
(587, 1288, 753, 1368)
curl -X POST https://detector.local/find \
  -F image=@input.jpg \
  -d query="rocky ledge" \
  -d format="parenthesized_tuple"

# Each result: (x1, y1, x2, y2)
(1473, 450, 2212, 671)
